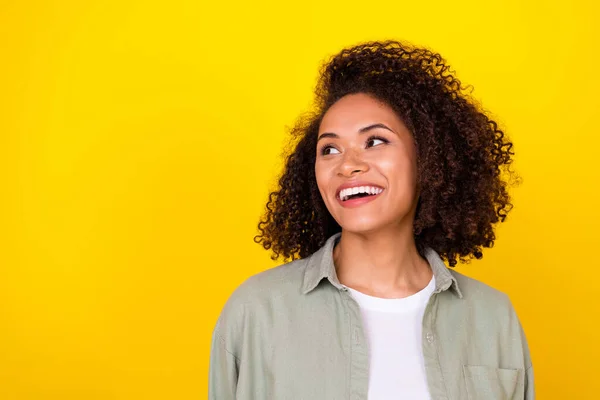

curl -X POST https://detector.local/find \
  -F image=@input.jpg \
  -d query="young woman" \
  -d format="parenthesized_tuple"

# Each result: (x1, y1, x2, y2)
(209, 41, 533, 400)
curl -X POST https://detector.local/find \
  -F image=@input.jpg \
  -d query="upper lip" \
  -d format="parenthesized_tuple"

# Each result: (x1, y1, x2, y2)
(335, 181, 385, 197)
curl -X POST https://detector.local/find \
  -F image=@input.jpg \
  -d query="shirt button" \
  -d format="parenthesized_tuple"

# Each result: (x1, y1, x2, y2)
(426, 332, 434, 343)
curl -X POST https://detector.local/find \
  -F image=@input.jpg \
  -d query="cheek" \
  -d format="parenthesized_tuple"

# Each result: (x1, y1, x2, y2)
(378, 151, 418, 187)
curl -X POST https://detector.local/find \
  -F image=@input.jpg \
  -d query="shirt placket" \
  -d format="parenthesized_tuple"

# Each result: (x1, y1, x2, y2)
(422, 291, 449, 400)
(340, 285, 369, 400)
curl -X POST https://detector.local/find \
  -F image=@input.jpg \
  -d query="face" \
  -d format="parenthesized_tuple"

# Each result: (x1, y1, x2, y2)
(315, 93, 420, 234)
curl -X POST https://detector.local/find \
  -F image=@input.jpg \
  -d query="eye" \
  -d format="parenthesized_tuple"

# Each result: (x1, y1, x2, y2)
(321, 145, 340, 156)
(366, 135, 389, 148)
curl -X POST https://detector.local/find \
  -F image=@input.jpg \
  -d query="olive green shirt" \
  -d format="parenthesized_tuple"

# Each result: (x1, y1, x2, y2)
(209, 233, 534, 399)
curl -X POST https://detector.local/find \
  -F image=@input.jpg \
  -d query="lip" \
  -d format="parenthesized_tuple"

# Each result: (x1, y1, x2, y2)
(335, 181, 385, 209)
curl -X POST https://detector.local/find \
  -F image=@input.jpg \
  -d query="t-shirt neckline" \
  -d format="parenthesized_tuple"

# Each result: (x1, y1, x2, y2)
(345, 275, 436, 312)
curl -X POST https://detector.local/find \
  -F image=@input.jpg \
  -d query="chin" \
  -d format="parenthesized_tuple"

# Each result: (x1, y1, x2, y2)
(337, 218, 387, 235)
(336, 211, 412, 235)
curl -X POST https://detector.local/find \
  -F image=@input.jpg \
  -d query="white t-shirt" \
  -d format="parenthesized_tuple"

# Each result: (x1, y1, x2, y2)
(346, 275, 436, 400)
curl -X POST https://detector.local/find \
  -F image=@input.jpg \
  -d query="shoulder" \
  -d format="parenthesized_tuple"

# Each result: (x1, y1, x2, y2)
(447, 269, 524, 334)
(451, 269, 507, 299)
(213, 257, 309, 337)
(449, 269, 516, 315)
(226, 257, 309, 306)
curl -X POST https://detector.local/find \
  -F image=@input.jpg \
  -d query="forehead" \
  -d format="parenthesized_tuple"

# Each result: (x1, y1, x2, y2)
(319, 93, 402, 132)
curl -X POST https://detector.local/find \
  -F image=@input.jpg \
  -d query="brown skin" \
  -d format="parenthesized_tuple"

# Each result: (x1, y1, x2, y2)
(316, 93, 432, 298)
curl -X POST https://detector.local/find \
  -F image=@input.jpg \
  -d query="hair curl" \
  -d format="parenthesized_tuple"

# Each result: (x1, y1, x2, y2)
(254, 41, 519, 267)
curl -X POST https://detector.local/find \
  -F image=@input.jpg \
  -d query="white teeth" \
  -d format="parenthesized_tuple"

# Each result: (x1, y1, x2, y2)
(338, 186, 383, 201)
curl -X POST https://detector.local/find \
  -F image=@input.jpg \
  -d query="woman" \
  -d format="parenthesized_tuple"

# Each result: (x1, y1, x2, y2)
(209, 41, 533, 400)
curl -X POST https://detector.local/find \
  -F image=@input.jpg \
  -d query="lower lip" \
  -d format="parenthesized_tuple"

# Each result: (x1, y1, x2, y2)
(337, 191, 383, 208)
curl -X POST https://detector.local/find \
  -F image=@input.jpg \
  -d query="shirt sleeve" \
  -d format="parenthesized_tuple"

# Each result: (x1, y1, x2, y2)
(515, 301, 535, 400)
(525, 364, 534, 400)
(208, 327, 239, 400)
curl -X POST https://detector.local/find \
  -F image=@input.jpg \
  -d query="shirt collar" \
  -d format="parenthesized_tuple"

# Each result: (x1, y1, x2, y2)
(301, 232, 463, 298)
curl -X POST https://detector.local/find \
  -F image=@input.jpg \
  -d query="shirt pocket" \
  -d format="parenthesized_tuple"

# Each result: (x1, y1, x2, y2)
(463, 365, 524, 400)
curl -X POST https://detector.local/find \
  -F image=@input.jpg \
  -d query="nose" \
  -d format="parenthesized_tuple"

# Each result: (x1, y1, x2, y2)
(338, 149, 369, 177)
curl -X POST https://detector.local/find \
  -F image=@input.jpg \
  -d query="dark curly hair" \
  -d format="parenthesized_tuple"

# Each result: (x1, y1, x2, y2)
(254, 40, 520, 267)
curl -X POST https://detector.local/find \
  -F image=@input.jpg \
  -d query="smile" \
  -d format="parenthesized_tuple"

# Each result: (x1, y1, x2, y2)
(336, 185, 384, 208)
(337, 185, 383, 201)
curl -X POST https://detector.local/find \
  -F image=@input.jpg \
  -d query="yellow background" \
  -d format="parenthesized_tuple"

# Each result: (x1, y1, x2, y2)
(1, 0, 598, 398)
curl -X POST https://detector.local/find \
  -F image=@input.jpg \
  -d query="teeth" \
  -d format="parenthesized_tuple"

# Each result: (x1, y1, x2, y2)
(338, 186, 383, 201)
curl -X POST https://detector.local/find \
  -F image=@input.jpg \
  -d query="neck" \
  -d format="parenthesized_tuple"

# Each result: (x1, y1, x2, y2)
(333, 224, 433, 298)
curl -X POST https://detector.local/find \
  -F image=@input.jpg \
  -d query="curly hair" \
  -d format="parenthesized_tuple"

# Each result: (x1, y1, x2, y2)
(254, 40, 519, 267)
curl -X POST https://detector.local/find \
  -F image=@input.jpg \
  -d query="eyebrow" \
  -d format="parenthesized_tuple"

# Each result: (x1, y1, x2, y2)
(317, 123, 395, 142)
